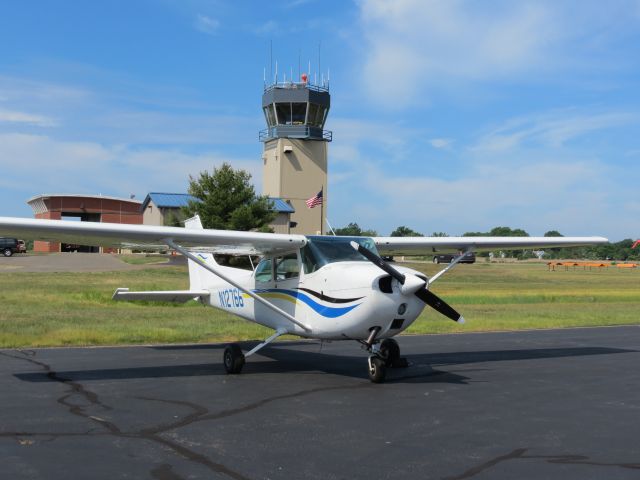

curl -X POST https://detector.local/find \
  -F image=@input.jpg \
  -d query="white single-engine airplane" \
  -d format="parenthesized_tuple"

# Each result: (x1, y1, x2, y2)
(0, 215, 608, 382)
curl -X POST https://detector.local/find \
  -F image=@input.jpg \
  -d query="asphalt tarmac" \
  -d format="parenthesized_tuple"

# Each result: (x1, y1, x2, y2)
(0, 253, 184, 273)
(1, 326, 639, 480)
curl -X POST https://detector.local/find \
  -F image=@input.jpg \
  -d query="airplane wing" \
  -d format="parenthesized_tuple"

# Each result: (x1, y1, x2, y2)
(0, 216, 306, 255)
(374, 236, 609, 256)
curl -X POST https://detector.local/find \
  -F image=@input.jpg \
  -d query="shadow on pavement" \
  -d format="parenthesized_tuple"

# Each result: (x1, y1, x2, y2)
(14, 346, 634, 385)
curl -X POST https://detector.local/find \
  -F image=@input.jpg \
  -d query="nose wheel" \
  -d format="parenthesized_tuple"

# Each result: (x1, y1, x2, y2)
(368, 356, 387, 383)
(363, 333, 408, 383)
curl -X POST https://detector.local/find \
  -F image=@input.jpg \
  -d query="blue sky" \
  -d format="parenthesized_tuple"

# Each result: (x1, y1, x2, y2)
(0, 0, 639, 240)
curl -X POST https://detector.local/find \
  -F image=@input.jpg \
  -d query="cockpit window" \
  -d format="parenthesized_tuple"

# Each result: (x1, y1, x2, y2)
(301, 236, 379, 273)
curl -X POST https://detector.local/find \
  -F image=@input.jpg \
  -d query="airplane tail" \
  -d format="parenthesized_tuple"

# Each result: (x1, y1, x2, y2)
(184, 215, 218, 290)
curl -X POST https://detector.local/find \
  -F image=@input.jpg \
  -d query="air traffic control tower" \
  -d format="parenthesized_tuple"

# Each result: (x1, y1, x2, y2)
(260, 73, 331, 235)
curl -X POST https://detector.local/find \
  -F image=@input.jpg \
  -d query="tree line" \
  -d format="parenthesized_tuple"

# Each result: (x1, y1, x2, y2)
(334, 223, 638, 261)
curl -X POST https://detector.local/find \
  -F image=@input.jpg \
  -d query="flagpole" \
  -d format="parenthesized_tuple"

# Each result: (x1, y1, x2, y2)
(320, 186, 324, 235)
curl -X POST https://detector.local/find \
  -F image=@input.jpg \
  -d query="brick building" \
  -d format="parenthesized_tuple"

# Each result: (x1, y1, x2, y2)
(27, 194, 143, 253)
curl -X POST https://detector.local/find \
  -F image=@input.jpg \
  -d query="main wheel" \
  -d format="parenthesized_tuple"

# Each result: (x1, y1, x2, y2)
(223, 344, 245, 374)
(368, 356, 387, 383)
(380, 338, 400, 366)
(433, 257, 439, 264)
(3, 248, 12, 257)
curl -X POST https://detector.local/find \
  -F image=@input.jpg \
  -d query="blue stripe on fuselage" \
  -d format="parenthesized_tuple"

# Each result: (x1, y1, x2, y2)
(253, 289, 361, 318)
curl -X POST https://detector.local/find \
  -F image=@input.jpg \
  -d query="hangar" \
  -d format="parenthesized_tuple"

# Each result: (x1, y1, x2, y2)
(27, 194, 143, 253)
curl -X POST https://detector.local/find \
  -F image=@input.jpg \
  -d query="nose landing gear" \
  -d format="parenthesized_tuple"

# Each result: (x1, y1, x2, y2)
(362, 330, 408, 383)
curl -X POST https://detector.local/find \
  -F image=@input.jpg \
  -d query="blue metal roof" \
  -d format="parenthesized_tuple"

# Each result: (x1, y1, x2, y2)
(141, 193, 198, 210)
(141, 193, 294, 214)
(269, 197, 295, 213)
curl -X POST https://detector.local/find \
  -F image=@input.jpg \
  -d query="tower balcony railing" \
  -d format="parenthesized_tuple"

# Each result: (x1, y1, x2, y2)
(259, 125, 332, 142)
(263, 81, 329, 93)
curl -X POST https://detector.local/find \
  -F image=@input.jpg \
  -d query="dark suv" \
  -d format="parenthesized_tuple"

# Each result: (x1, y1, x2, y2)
(433, 252, 476, 264)
(0, 238, 20, 257)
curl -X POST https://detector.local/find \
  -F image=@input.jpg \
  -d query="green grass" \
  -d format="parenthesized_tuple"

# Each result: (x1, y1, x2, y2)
(404, 261, 640, 335)
(0, 261, 638, 348)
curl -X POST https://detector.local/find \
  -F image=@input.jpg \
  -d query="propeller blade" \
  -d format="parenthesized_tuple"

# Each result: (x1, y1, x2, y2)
(414, 288, 465, 324)
(350, 241, 405, 284)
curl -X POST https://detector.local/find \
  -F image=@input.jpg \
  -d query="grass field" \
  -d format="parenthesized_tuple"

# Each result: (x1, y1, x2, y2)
(0, 260, 638, 348)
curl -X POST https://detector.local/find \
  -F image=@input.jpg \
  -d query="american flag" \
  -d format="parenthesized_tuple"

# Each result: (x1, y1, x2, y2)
(305, 189, 323, 208)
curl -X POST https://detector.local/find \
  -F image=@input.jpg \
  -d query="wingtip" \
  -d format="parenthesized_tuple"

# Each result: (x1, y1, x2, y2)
(457, 316, 465, 324)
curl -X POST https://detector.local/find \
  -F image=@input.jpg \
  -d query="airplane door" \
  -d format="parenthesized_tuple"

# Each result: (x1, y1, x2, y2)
(274, 252, 304, 320)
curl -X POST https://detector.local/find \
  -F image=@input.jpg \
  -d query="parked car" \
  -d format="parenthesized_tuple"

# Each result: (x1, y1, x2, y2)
(17, 239, 27, 253)
(433, 252, 476, 264)
(0, 237, 20, 257)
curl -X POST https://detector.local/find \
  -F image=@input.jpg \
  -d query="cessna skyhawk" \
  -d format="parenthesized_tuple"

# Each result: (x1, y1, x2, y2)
(0, 216, 607, 382)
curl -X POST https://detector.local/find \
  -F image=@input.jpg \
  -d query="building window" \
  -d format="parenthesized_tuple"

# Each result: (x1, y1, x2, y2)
(275, 103, 292, 125)
(291, 103, 306, 125)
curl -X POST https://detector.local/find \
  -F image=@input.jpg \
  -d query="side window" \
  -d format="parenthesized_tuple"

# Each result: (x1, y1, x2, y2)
(255, 258, 273, 283)
(275, 253, 300, 280)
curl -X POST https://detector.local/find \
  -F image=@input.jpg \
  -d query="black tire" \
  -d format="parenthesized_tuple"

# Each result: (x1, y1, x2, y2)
(3, 248, 13, 257)
(380, 338, 400, 366)
(223, 344, 245, 374)
(433, 257, 439, 264)
(368, 356, 387, 383)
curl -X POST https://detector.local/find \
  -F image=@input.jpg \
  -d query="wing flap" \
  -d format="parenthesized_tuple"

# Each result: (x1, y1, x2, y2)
(112, 288, 210, 303)
(374, 236, 609, 256)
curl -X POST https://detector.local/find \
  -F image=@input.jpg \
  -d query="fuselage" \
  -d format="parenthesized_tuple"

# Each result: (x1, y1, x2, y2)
(197, 236, 428, 341)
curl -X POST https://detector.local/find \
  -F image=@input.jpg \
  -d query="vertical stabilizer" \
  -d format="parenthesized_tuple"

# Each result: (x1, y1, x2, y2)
(184, 215, 218, 290)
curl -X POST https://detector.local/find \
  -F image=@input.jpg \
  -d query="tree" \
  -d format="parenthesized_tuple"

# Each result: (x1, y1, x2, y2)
(431, 232, 449, 237)
(390, 226, 424, 237)
(463, 226, 529, 237)
(334, 222, 378, 237)
(183, 162, 276, 231)
(463, 226, 530, 258)
(544, 230, 563, 237)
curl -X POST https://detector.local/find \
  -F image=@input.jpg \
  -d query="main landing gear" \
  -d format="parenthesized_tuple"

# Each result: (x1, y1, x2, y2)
(223, 344, 245, 374)
(223, 328, 287, 375)
(362, 328, 409, 383)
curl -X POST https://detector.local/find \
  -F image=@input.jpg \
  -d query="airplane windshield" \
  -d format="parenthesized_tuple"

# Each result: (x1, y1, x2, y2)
(301, 236, 379, 274)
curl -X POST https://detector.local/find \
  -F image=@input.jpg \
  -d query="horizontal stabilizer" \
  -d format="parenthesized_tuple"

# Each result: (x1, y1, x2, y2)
(112, 288, 210, 303)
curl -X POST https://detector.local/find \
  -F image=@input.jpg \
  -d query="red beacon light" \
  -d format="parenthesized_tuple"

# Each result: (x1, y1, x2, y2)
(301, 73, 308, 84)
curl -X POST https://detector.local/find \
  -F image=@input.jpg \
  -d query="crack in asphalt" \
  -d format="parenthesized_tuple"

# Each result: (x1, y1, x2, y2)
(0, 349, 385, 480)
(0, 350, 251, 480)
(443, 448, 640, 479)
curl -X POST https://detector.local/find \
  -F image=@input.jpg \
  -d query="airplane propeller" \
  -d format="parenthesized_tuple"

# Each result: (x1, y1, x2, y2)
(350, 241, 465, 324)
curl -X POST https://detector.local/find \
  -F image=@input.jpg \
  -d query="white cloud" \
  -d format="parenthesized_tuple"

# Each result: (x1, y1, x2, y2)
(473, 110, 638, 152)
(429, 138, 451, 149)
(349, 157, 623, 237)
(0, 109, 57, 127)
(356, 0, 637, 108)
(195, 14, 220, 35)
(357, 0, 560, 107)
(0, 133, 262, 204)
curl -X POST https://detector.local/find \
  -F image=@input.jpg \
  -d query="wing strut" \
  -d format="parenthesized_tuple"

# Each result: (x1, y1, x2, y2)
(244, 328, 287, 358)
(428, 248, 473, 286)
(165, 239, 312, 333)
